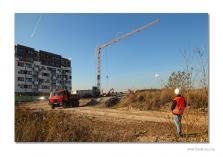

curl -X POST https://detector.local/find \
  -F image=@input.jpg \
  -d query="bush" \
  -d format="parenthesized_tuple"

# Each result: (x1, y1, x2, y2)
(186, 88, 208, 109)
(160, 89, 174, 104)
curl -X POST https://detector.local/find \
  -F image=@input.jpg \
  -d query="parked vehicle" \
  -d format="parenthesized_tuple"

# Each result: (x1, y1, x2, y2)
(48, 89, 80, 109)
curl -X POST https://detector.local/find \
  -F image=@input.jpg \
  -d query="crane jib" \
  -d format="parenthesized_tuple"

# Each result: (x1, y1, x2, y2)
(96, 18, 160, 91)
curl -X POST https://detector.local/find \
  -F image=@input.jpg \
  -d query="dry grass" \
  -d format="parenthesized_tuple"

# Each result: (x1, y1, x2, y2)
(116, 88, 208, 111)
(113, 88, 208, 143)
(15, 107, 208, 142)
(15, 88, 208, 142)
(186, 88, 208, 110)
(15, 108, 136, 142)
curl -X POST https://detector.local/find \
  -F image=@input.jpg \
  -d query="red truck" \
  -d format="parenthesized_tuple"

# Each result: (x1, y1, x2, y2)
(48, 89, 80, 109)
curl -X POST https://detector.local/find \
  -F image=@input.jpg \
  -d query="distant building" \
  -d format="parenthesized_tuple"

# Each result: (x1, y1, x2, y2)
(76, 89, 92, 98)
(15, 44, 72, 95)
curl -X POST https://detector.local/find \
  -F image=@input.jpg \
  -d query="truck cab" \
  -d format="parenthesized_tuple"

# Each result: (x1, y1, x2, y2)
(49, 89, 79, 109)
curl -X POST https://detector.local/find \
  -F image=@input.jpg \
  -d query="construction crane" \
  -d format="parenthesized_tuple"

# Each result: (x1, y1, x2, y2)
(96, 18, 160, 92)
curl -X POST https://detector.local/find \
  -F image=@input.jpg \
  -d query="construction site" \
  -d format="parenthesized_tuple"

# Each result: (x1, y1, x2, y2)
(15, 15, 208, 142)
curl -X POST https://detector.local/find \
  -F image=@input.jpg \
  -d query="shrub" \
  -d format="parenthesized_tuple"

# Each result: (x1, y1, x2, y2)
(186, 88, 208, 109)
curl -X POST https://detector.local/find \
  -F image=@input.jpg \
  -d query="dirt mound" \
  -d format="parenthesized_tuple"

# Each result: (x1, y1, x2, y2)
(105, 97, 120, 107)
(85, 98, 99, 106)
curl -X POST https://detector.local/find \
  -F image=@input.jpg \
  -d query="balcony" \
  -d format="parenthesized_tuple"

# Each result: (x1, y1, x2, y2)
(65, 72, 71, 75)
(25, 66, 32, 69)
(32, 88, 39, 92)
(62, 66, 71, 70)
(34, 67, 39, 71)
(56, 82, 60, 86)
(33, 61, 41, 65)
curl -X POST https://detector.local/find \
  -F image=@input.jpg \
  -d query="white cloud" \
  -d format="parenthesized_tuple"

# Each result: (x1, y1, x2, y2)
(154, 73, 160, 78)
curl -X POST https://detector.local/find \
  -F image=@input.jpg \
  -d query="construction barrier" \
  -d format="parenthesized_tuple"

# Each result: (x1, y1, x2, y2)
(15, 96, 43, 102)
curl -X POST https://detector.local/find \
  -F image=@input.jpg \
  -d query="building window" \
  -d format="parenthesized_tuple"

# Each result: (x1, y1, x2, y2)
(47, 67, 52, 71)
(17, 62, 24, 67)
(18, 70, 32, 75)
(27, 71, 32, 75)
(42, 73, 49, 77)
(39, 79, 44, 83)
(18, 84, 32, 89)
(26, 78, 32, 82)
(17, 77, 24, 81)
(24, 85, 32, 89)
(33, 52, 39, 61)
(45, 79, 50, 83)
(42, 85, 49, 89)
(41, 66, 46, 70)
(18, 84, 23, 88)
(26, 63, 32, 68)
(57, 75, 61, 79)
(18, 70, 23, 74)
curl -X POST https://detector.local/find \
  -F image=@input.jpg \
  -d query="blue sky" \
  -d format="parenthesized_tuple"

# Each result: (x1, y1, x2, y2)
(15, 13, 208, 92)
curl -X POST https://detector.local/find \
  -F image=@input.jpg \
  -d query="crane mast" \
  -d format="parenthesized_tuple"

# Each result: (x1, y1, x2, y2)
(96, 18, 160, 91)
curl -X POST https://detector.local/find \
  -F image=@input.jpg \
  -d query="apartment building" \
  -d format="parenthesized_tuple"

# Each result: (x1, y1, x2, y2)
(15, 44, 72, 95)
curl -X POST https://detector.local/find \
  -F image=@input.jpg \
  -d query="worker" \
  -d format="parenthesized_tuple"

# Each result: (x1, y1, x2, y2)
(171, 88, 187, 137)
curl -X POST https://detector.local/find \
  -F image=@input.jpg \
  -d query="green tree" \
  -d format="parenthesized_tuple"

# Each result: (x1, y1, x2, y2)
(166, 71, 192, 89)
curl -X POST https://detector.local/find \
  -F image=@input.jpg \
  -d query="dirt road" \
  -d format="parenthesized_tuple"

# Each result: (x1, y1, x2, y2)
(18, 101, 169, 122)
(16, 100, 208, 127)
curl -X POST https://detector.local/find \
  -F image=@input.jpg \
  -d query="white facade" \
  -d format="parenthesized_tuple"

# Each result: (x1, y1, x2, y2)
(15, 45, 72, 94)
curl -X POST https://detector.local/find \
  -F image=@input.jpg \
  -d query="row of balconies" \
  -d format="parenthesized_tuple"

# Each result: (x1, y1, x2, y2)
(33, 79, 67, 86)
(17, 85, 71, 92)
(17, 58, 71, 69)
(17, 76, 70, 84)
(16, 85, 72, 93)
(17, 69, 70, 79)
